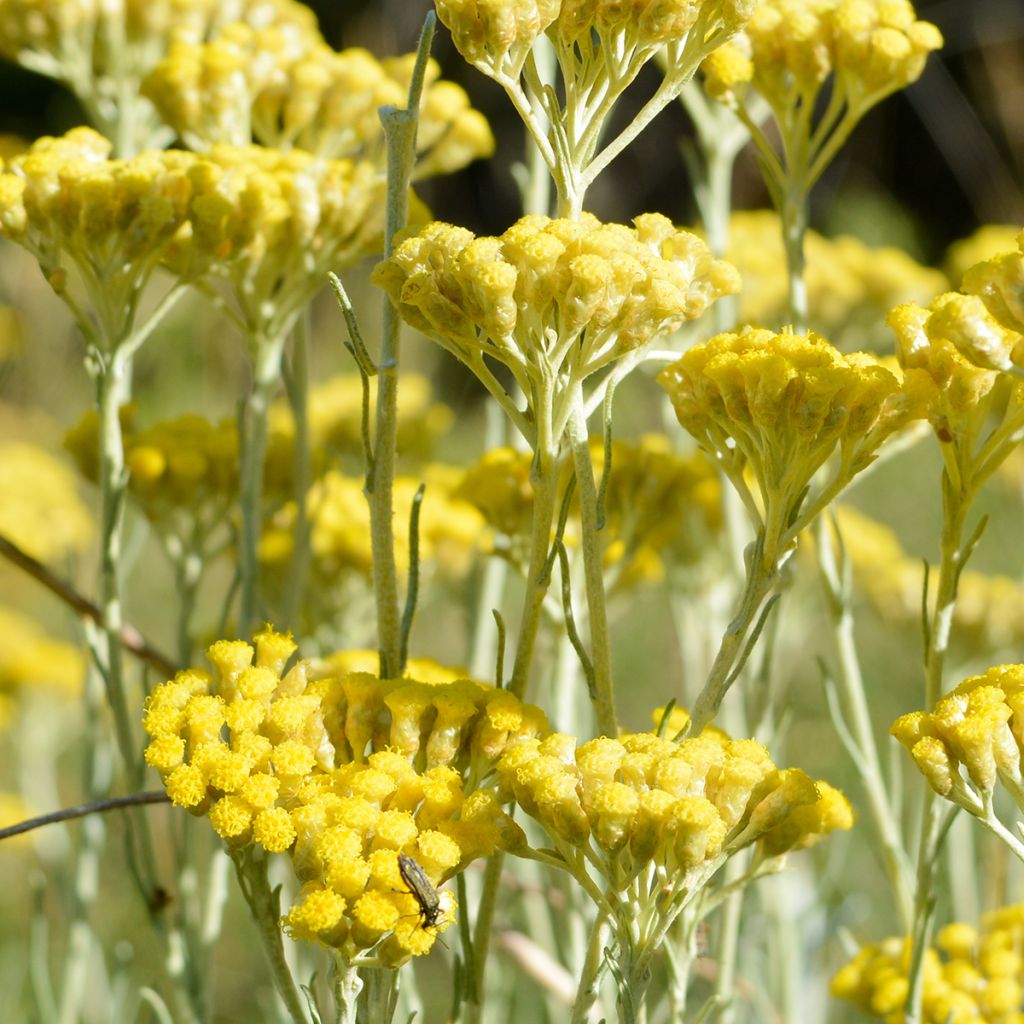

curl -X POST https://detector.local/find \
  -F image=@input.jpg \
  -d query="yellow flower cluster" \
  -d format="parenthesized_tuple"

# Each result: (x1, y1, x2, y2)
(0, 606, 84, 726)
(0, 128, 198, 338)
(144, 627, 547, 962)
(496, 719, 851, 941)
(374, 214, 739, 440)
(455, 437, 721, 585)
(658, 328, 922, 561)
(259, 467, 486, 582)
(822, 506, 1024, 657)
(272, 373, 454, 469)
(703, 0, 942, 112)
(436, 0, 752, 82)
(720, 210, 946, 346)
(833, 907, 1024, 1022)
(891, 665, 1024, 824)
(170, 144, 386, 347)
(0, 441, 93, 563)
(143, 26, 493, 170)
(888, 231, 1024, 496)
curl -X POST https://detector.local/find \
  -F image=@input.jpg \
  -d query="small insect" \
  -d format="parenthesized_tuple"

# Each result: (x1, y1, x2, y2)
(397, 853, 444, 930)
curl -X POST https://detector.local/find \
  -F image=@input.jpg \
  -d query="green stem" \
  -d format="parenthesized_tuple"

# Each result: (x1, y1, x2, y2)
(368, 20, 432, 678)
(284, 314, 313, 631)
(688, 540, 777, 734)
(333, 956, 362, 1024)
(462, 854, 505, 1024)
(904, 477, 972, 1021)
(238, 336, 285, 636)
(567, 392, 617, 736)
(231, 848, 309, 1024)
(570, 910, 609, 1024)
(779, 182, 809, 333)
(508, 443, 563, 696)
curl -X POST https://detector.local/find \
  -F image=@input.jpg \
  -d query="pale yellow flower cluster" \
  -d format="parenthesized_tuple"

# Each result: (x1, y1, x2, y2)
(889, 234, 1024, 482)
(833, 907, 1024, 1022)
(496, 719, 851, 955)
(436, 0, 752, 81)
(374, 214, 738, 443)
(143, 27, 494, 170)
(703, 0, 942, 112)
(721, 210, 946, 346)
(170, 144, 387, 347)
(0, 0, 318, 152)
(891, 665, 1024, 825)
(455, 437, 721, 586)
(144, 628, 546, 963)
(0, 127, 197, 339)
(659, 328, 923, 561)
(259, 467, 486, 582)
(0, 606, 84, 726)
(0, 441, 93, 563)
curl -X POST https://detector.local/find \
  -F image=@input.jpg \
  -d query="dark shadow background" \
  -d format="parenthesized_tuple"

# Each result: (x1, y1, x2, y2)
(0, 1, 1020, 260)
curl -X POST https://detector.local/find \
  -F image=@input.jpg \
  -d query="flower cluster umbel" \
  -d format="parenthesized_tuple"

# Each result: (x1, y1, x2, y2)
(143, 628, 547, 964)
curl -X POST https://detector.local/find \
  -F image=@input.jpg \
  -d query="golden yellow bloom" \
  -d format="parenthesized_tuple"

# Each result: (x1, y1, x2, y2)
(891, 665, 1024, 845)
(0, 441, 93, 562)
(146, 627, 546, 963)
(659, 328, 923, 566)
(143, 27, 493, 171)
(946, 225, 1023, 285)
(834, 903, 1024, 1022)
(0, 128, 199, 341)
(0, 0, 318, 152)
(375, 214, 738, 445)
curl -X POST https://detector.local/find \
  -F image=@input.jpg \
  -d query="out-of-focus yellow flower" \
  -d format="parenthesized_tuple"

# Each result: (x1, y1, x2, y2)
(0, 441, 93, 562)
(659, 328, 923, 568)
(0, 607, 84, 725)
(0, 0, 319, 152)
(260, 467, 487, 582)
(704, 0, 941, 117)
(168, 144, 388, 352)
(144, 29, 494, 172)
(715, 210, 946, 346)
(145, 627, 545, 964)
(0, 127, 199, 343)
(374, 214, 739, 446)
(0, 791, 35, 847)
(455, 437, 722, 586)
(833, 904, 1024, 1022)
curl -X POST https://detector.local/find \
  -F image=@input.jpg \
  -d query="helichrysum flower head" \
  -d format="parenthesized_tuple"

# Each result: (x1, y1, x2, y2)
(145, 628, 546, 963)
(946, 224, 1023, 285)
(171, 145, 387, 347)
(497, 718, 850, 965)
(434, 0, 561, 78)
(374, 213, 738, 444)
(143, 29, 494, 171)
(960, 229, 1024, 340)
(704, 0, 942, 112)
(891, 665, 1024, 830)
(658, 327, 923, 563)
(0, 441, 93, 563)
(833, 905, 1024, 1022)
(0, 127, 199, 343)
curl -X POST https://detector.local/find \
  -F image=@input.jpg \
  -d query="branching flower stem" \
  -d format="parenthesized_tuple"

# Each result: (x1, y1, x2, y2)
(368, 15, 435, 678)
